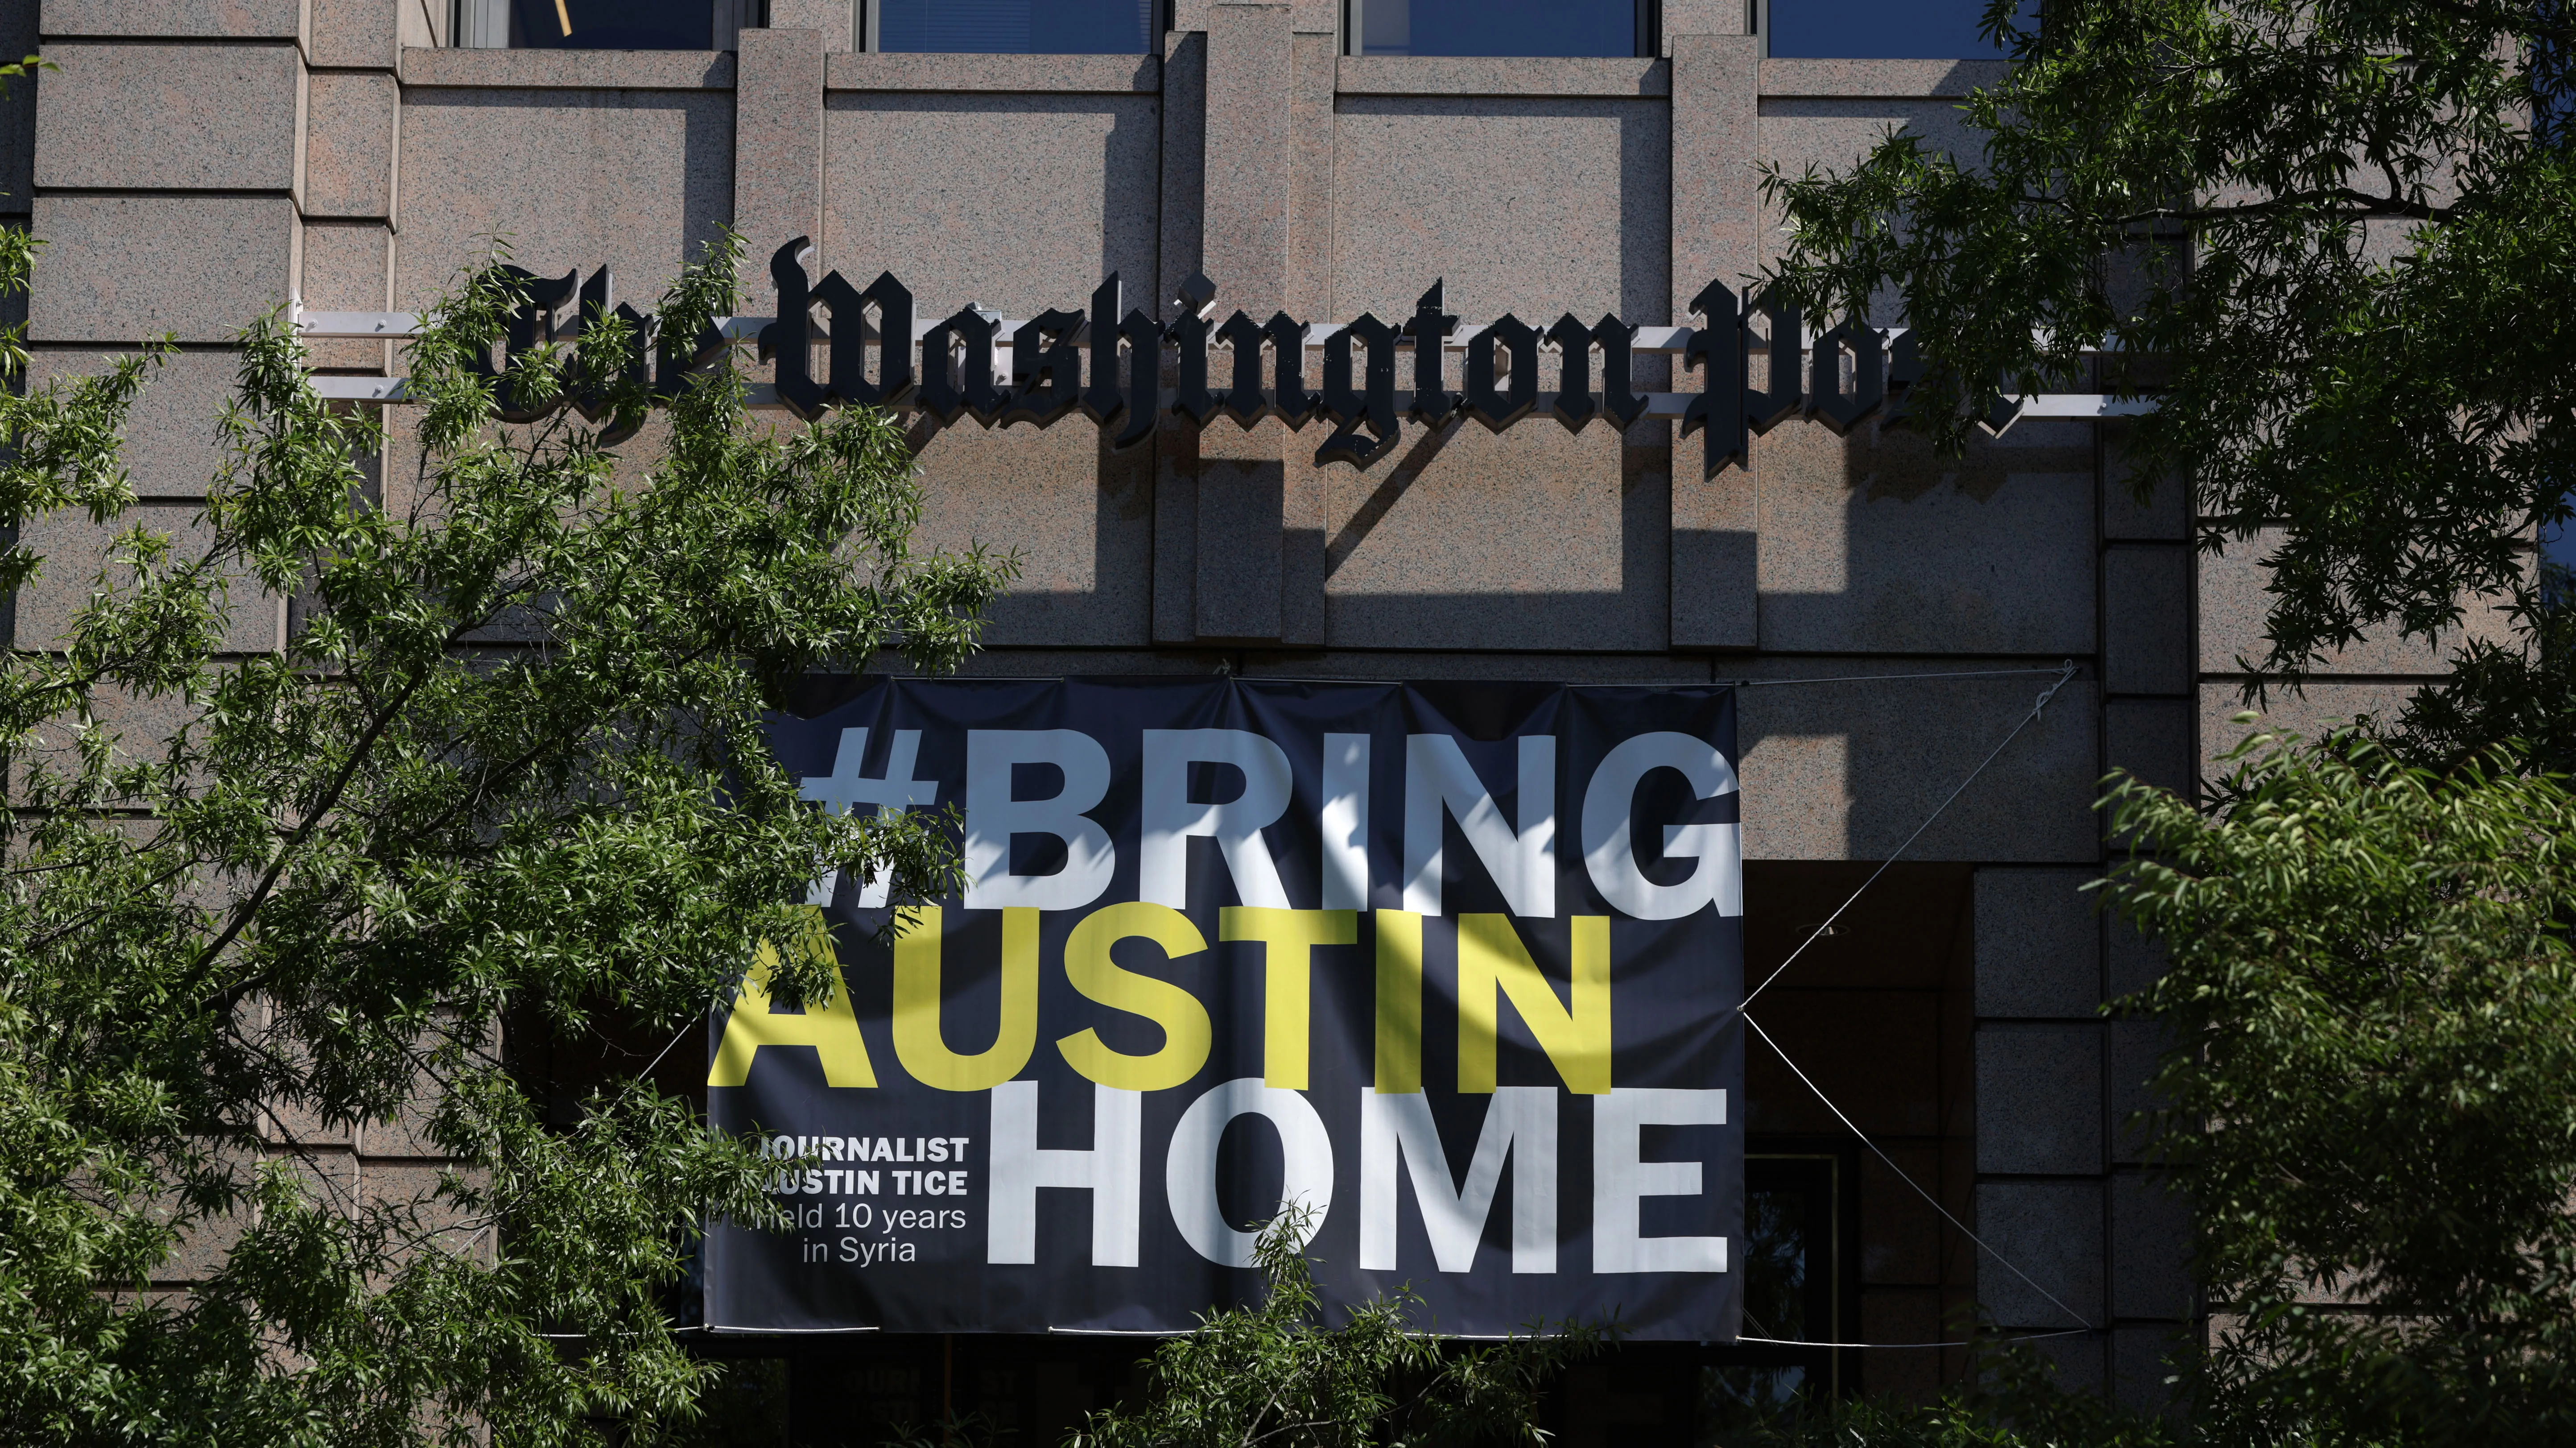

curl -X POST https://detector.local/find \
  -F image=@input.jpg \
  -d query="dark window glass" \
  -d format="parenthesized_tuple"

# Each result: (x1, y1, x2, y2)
(1698, 1153, 1845, 1438)
(1765, 0, 2015, 58)
(1352, 0, 1638, 58)
(875, 0, 1158, 53)
(508, 0, 714, 48)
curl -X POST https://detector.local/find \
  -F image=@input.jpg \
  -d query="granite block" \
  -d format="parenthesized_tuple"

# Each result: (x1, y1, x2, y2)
(31, 194, 299, 344)
(2022, 1330, 2109, 1393)
(1333, 94, 1667, 324)
(1752, 419, 2096, 655)
(1736, 669, 2099, 863)
(824, 51, 1157, 92)
(311, 0, 400, 67)
(1154, 423, 1199, 644)
(733, 27, 822, 317)
(1974, 1179, 2105, 1328)
(396, 87, 732, 313)
(298, 219, 392, 370)
(2199, 529, 2509, 675)
(1288, 29, 1332, 315)
(2104, 916, 2167, 1001)
(1974, 1023, 2102, 1175)
(1204, 1, 1291, 317)
(2110, 1171, 2193, 1321)
(147, 1146, 257, 1283)
(1671, 521, 1757, 650)
(41, 0, 303, 40)
(822, 91, 1159, 316)
(909, 415, 1154, 649)
(2105, 697, 2195, 802)
(765, 0, 852, 51)
(15, 501, 283, 653)
(1658, 0, 1745, 37)
(1321, 418, 1665, 652)
(1157, 29, 1205, 317)
(2106, 1018, 2173, 1163)
(1972, 867, 2099, 1018)
(1333, 55, 1668, 95)
(1758, 58, 2006, 98)
(399, 46, 735, 89)
(33, 41, 302, 194)
(303, 70, 397, 219)
(1196, 426, 1285, 641)
(2199, 680, 2415, 775)
(2102, 543, 2191, 696)
(2113, 1324, 2192, 1417)
(1672, 34, 1760, 302)
(22, 346, 242, 497)
(360, 1160, 495, 1263)
(2101, 420, 2186, 541)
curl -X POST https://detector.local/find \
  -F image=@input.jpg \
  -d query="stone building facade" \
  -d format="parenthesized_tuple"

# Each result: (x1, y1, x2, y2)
(0, 0, 2469, 1439)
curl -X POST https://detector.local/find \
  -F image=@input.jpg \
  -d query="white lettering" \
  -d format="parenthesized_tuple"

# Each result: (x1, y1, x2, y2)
(1321, 732, 1371, 910)
(1591, 1088, 1728, 1273)
(987, 1080, 1144, 1266)
(963, 729, 1117, 910)
(1164, 1077, 1336, 1267)
(799, 728, 941, 906)
(1139, 728, 1296, 909)
(1580, 732, 1741, 921)
(1359, 1087, 1556, 1274)
(1402, 734, 1555, 918)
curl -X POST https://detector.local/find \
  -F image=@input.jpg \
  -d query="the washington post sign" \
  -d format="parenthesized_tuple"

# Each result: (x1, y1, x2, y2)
(703, 678, 1744, 1339)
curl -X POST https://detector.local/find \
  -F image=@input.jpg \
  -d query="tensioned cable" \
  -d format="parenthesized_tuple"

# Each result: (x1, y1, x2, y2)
(1735, 660, 2077, 1016)
(1738, 1328, 2091, 1350)
(1743, 1011, 2095, 1332)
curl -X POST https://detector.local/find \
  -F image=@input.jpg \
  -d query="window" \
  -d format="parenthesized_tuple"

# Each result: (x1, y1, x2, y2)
(454, 0, 758, 49)
(1344, 0, 1656, 58)
(867, 0, 1161, 53)
(1700, 1152, 1854, 1434)
(1758, 0, 2019, 58)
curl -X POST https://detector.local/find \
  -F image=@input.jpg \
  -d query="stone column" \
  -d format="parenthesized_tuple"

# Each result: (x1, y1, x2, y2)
(1666, 29, 1760, 651)
(734, 27, 827, 319)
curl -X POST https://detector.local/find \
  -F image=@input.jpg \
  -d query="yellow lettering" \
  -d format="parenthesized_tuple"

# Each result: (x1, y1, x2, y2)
(1218, 906, 1358, 1089)
(891, 905, 1040, 1092)
(1375, 909, 1424, 1094)
(1457, 913, 1610, 1095)
(708, 910, 877, 1088)
(1056, 901, 1212, 1092)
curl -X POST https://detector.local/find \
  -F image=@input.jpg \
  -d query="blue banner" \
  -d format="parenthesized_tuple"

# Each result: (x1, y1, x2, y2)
(705, 677, 1743, 1339)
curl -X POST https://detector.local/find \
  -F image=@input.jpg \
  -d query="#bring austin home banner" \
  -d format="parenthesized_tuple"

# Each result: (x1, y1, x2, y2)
(704, 678, 1744, 1339)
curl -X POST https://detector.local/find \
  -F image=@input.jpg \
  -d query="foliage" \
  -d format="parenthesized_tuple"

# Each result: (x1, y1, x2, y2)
(2098, 730, 2576, 1446)
(1069, 1210, 1608, 1448)
(1711, 1346, 2174, 1448)
(1757, 0, 2575, 722)
(0, 230, 1013, 1445)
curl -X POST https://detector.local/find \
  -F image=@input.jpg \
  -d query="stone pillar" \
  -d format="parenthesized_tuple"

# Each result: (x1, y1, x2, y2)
(2099, 425, 2198, 1412)
(1971, 867, 2111, 1390)
(1666, 31, 1759, 651)
(734, 27, 827, 319)
(1189, 0, 1293, 643)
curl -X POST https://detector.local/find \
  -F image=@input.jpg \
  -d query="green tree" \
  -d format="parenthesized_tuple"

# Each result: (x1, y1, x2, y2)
(0, 231, 1012, 1444)
(2099, 731, 2576, 1446)
(1069, 1211, 1607, 1448)
(1758, 0, 2573, 750)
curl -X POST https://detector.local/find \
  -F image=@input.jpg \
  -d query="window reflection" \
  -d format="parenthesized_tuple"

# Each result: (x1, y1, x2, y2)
(874, 0, 1159, 53)
(1763, 0, 2019, 58)
(504, 0, 719, 48)
(1351, 0, 1641, 58)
